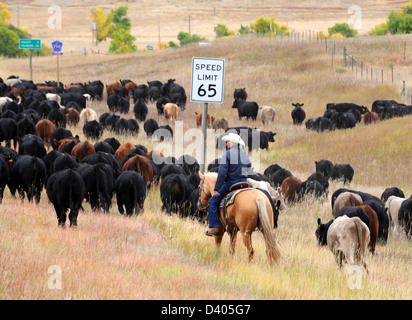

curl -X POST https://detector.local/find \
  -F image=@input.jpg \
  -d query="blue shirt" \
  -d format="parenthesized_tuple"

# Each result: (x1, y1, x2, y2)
(214, 146, 252, 191)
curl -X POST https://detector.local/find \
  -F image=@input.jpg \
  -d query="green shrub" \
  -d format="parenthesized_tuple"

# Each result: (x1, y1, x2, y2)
(214, 24, 235, 38)
(328, 22, 357, 38)
(368, 22, 389, 36)
(177, 32, 206, 46)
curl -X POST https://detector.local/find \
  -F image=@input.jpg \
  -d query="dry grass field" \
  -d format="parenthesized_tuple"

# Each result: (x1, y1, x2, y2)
(4, 0, 402, 52)
(1, 1, 412, 301)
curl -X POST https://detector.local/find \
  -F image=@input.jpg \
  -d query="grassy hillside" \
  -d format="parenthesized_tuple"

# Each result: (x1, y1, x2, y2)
(1, 34, 412, 300)
(6, 0, 401, 52)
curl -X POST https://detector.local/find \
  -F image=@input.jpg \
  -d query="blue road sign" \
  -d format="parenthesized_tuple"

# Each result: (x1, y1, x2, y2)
(52, 40, 63, 52)
(52, 52, 63, 55)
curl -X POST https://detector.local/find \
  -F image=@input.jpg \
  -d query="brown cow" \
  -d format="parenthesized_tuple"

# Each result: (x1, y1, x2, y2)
(195, 111, 211, 127)
(211, 116, 229, 131)
(65, 84, 82, 91)
(124, 81, 138, 92)
(71, 141, 96, 161)
(357, 205, 379, 254)
(122, 154, 154, 187)
(162, 103, 179, 120)
(106, 82, 122, 96)
(280, 176, 302, 205)
(66, 108, 80, 126)
(36, 85, 57, 93)
(363, 111, 379, 125)
(54, 137, 79, 151)
(115, 142, 135, 163)
(36, 119, 56, 148)
(147, 150, 164, 158)
(9, 87, 26, 97)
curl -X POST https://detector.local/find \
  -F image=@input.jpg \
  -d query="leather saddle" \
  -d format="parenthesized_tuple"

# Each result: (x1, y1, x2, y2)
(219, 182, 250, 228)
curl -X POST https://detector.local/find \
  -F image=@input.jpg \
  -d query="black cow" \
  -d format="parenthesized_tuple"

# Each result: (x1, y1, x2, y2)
(326, 103, 368, 114)
(107, 94, 120, 113)
(297, 180, 326, 201)
(46, 168, 86, 227)
(51, 153, 79, 175)
(48, 108, 66, 128)
(75, 163, 115, 212)
(83, 120, 104, 140)
(329, 164, 354, 184)
(133, 100, 148, 122)
(0, 156, 10, 203)
(143, 118, 159, 137)
(9, 155, 46, 203)
(43, 149, 63, 178)
(177, 154, 199, 175)
(335, 111, 357, 129)
(117, 97, 130, 114)
(18, 134, 47, 158)
(233, 88, 247, 102)
(115, 171, 147, 215)
(398, 196, 412, 239)
(104, 137, 121, 153)
(17, 117, 36, 138)
(160, 164, 186, 180)
(161, 79, 187, 110)
(101, 113, 120, 131)
(160, 173, 194, 215)
(237, 101, 259, 120)
(114, 118, 131, 135)
(153, 125, 173, 142)
(263, 164, 283, 181)
(128, 119, 139, 135)
(0, 118, 19, 148)
(315, 159, 333, 179)
(270, 168, 292, 188)
(291, 103, 306, 125)
(133, 84, 149, 104)
(307, 172, 329, 194)
(94, 141, 115, 154)
(381, 187, 405, 203)
(305, 117, 335, 132)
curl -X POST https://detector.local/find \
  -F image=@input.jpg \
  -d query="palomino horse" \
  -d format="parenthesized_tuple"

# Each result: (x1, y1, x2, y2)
(198, 172, 281, 265)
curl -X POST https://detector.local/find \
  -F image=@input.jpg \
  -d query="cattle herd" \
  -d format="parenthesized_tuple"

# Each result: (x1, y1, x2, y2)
(0, 74, 411, 269)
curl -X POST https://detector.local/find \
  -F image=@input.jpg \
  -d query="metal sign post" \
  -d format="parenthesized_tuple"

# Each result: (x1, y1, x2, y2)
(19, 39, 41, 81)
(191, 57, 225, 173)
(52, 41, 63, 87)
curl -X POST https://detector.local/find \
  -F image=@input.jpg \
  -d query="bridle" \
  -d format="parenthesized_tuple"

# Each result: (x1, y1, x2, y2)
(197, 180, 210, 212)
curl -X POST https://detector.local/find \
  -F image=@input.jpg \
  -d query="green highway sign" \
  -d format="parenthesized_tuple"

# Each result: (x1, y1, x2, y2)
(19, 39, 42, 50)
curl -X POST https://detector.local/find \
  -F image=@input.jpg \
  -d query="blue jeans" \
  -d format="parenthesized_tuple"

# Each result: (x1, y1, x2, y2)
(208, 178, 247, 227)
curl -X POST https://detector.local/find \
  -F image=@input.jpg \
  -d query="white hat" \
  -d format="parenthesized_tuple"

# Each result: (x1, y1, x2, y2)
(222, 132, 245, 147)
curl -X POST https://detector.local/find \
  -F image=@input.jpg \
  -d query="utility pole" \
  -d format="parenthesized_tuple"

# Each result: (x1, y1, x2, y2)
(158, 14, 161, 49)
(188, 15, 191, 35)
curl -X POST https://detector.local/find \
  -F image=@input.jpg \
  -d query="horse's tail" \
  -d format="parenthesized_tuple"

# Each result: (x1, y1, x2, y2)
(256, 197, 281, 264)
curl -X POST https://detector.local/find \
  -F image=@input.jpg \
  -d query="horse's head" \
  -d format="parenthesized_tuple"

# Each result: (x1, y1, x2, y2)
(197, 172, 217, 212)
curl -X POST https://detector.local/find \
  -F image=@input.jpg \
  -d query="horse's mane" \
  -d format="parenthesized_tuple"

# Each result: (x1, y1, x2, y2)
(204, 172, 218, 178)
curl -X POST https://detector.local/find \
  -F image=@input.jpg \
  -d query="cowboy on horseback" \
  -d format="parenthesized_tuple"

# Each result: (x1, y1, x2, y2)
(205, 132, 252, 237)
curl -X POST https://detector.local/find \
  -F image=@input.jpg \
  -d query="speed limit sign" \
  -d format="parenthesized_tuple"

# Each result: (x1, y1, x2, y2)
(191, 57, 225, 103)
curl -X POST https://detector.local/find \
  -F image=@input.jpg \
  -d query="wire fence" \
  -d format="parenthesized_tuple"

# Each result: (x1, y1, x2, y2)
(269, 29, 410, 105)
